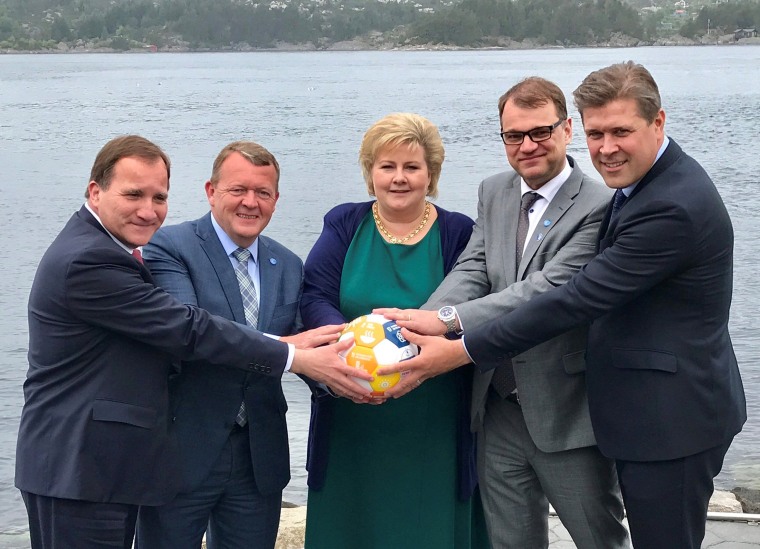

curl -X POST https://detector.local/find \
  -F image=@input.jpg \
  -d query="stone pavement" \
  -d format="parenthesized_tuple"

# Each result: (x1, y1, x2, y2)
(547, 515, 760, 548)
(545, 489, 760, 548)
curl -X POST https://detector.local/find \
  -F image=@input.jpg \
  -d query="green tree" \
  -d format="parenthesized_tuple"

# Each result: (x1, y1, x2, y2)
(50, 15, 73, 41)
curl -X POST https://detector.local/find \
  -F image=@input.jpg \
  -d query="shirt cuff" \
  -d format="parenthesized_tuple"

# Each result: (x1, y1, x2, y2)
(263, 333, 295, 372)
(284, 343, 295, 372)
(461, 335, 475, 363)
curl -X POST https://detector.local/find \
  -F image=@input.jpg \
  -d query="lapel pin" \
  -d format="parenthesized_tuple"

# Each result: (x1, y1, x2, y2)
(536, 233, 544, 241)
(543, 219, 552, 227)
(269, 258, 277, 265)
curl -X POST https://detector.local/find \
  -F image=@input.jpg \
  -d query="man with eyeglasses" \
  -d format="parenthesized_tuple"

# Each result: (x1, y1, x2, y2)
(377, 77, 629, 548)
(381, 63, 747, 549)
(137, 141, 342, 549)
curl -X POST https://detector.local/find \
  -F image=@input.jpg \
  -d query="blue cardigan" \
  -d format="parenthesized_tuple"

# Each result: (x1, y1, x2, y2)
(301, 200, 478, 500)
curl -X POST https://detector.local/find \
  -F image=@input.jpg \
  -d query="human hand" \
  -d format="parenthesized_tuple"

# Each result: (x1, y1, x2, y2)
(373, 308, 447, 336)
(374, 328, 471, 399)
(346, 394, 388, 405)
(291, 337, 372, 402)
(281, 324, 345, 349)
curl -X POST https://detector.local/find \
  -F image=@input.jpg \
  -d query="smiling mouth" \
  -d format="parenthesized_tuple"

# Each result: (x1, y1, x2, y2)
(602, 160, 626, 169)
(237, 213, 259, 220)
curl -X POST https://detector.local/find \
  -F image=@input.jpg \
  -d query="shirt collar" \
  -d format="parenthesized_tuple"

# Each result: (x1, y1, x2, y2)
(210, 214, 259, 263)
(622, 135, 670, 197)
(84, 202, 135, 254)
(520, 158, 572, 202)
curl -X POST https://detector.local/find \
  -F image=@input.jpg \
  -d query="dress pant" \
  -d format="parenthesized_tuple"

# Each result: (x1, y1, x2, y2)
(22, 491, 138, 549)
(137, 425, 282, 549)
(616, 440, 733, 549)
(477, 388, 629, 549)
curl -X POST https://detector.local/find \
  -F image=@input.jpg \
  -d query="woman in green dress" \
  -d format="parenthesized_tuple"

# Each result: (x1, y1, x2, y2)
(300, 113, 489, 548)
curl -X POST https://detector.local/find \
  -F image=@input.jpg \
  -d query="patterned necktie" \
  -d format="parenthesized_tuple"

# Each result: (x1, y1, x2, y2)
(232, 247, 259, 427)
(515, 192, 541, 269)
(131, 248, 143, 264)
(232, 248, 259, 329)
(492, 192, 541, 399)
(611, 189, 627, 219)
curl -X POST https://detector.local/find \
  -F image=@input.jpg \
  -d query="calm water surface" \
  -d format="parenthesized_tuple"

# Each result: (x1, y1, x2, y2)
(1, 46, 758, 538)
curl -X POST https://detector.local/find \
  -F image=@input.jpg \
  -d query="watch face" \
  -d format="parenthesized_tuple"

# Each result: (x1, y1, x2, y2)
(439, 306, 454, 320)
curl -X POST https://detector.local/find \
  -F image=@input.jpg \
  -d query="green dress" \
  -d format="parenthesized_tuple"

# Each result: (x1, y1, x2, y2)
(305, 213, 489, 549)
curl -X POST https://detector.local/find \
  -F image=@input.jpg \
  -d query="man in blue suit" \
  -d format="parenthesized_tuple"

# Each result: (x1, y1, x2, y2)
(16, 136, 368, 549)
(138, 141, 336, 549)
(379, 62, 746, 549)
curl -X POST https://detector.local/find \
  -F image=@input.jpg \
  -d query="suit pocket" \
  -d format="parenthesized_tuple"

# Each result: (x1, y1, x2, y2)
(611, 349, 677, 373)
(271, 301, 298, 322)
(562, 350, 587, 374)
(92, 399, 156, 429)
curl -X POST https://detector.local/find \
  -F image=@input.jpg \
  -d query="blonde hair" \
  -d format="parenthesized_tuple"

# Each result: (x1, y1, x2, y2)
(359, 113, 444, 198)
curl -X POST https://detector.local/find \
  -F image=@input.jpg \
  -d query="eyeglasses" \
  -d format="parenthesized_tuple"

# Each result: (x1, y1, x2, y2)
(500, 120, 564, 145)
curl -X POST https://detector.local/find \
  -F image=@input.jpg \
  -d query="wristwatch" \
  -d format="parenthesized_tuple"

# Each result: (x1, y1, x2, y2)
(437, 306, 461, 335)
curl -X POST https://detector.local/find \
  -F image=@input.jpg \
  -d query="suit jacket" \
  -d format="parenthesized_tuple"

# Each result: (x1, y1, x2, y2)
(425, 157, 611, 453)
(466, 140, 747, 462)
(300, 201, 478, 499)
(16, 206, 289, 505)
(143, 212, 304, 496)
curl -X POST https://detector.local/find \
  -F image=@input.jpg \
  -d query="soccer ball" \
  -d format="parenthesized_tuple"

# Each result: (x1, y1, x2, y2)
(339, 314, 418, 395)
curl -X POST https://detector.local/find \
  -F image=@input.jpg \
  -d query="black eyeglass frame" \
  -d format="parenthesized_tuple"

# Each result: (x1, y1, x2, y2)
(500, 119, 564, 146)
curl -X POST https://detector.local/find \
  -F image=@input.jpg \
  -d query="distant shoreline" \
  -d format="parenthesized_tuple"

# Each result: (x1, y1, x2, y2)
(3, 35, 759, 55)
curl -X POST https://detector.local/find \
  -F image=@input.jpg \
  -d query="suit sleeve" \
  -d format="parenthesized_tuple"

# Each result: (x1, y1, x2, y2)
(143, 228, 199, 307)
(424, 181, 494, 311)
(466, 197, 695, 370)
(451, 193, 605, 329)
(65, 246, 289, 375)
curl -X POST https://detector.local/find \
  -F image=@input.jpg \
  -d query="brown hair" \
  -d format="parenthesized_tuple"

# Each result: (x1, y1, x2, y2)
(86, 135, 170, 198)
(498, 77, 568, 124)
(573, 61, 662, 123)
(210, 141, 280, 190)
(358, 113, 444, 198)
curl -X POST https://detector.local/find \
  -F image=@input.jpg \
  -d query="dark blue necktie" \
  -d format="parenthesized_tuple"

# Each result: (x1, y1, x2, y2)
(611, 189, 627, 219)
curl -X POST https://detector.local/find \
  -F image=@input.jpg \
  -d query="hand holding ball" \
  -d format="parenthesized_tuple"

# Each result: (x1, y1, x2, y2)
(339, 314, 419, 395)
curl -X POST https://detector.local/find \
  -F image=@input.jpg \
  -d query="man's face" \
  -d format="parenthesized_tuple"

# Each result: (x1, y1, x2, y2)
(582, 98, 665, 189)
(205, 152, 279, 248)
(501, 99, 571, 190)
(87, 156, 169, 248)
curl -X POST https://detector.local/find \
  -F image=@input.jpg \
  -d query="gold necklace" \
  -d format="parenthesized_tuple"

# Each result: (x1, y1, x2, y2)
(372, 201, 431, 244)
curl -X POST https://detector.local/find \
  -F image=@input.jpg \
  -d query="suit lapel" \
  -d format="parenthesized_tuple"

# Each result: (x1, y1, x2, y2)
(517, 158, 581, 280)
(501, 177, 522, 282)
(599, 140, 682, 243)
(79, 206, 155, 282)
(196, 214, 248, 325)
(256, 237, 281, 334)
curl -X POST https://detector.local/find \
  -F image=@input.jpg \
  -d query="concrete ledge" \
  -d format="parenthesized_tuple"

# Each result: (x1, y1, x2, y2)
(276, 506, 308, 549)
(269, 491, 749, 549)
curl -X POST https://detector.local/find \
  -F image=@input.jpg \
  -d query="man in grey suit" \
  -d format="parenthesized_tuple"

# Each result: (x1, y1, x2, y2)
(138, 142, 342, 549)
(379, 78, 629, 548)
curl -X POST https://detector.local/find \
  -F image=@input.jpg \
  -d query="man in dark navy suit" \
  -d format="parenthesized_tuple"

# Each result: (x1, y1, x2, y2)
(15, 135, 369, 549)
(138, 141, 340, 549)
(379, 62, 746, 549)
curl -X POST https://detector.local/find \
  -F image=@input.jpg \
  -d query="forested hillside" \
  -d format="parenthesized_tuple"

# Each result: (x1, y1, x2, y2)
(0, 0, 757, 51)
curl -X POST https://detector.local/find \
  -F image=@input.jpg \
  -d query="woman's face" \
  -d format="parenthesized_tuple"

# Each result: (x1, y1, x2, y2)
(371, 143, 431, 214)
